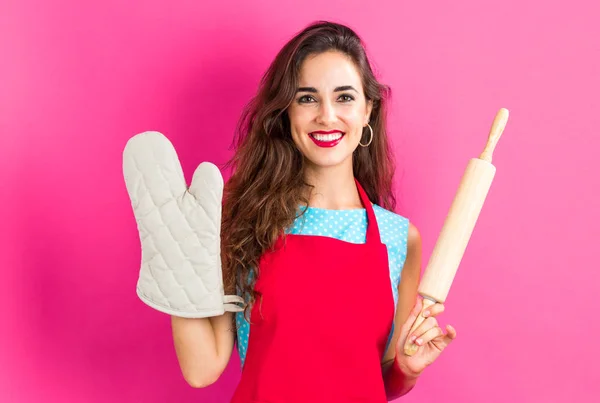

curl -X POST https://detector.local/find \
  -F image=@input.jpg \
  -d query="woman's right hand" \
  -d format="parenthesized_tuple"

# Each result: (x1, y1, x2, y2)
(122, 131, 243, 387)
(122, 130, 244, 318)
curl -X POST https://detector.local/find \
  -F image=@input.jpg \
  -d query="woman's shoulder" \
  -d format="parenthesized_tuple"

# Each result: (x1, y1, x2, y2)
(372, 204, 409, 224)
(372, 204, 410, 236)
(373, 204, 420, 255)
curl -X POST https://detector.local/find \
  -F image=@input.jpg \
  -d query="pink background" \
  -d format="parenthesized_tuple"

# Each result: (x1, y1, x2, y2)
(1, 0, 598, 402)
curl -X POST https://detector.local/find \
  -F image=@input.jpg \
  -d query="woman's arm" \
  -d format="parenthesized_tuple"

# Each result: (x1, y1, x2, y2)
(171, 313, 237, 388)
(381, 222, 423, 399)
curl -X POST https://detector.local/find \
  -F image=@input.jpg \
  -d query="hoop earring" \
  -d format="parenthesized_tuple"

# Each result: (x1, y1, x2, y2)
(359, 123, 373, 147)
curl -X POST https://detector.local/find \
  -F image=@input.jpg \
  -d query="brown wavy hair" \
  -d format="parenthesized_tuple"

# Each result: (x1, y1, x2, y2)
(221, 21, 397, 320)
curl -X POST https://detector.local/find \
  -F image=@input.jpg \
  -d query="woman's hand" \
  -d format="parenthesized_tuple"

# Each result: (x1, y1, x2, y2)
(394, 296, 457, 378)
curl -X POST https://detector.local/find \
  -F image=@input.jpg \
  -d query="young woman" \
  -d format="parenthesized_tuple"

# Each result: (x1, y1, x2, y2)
(171, 21, 457, 402)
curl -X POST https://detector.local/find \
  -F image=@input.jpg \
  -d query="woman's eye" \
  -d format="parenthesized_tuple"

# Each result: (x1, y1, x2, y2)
(297, 94, 354, 104)
(298, 95, 316, 103)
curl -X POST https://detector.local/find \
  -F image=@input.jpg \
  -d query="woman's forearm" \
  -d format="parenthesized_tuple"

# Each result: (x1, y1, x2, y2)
(382, 357, 420, 400)
(171, 312, 236, 388)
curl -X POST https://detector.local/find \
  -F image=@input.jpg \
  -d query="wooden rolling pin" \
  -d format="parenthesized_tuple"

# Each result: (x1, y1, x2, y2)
(403, 108, 509, 356)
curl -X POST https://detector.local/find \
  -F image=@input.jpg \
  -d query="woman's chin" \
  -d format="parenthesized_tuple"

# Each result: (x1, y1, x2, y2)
(304, 153, 353, 170)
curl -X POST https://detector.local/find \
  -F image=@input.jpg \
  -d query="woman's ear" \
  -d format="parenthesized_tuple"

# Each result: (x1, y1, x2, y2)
(365, 99, 373, 124)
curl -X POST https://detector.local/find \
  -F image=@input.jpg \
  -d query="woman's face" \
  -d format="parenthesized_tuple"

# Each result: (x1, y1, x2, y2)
(287, 51, 373, 171)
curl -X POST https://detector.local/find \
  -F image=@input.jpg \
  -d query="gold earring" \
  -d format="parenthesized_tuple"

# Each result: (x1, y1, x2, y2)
(359, 123, 373, 147)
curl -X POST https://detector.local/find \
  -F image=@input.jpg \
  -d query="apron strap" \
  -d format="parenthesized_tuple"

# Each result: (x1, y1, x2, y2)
(354, 178, 381, 244)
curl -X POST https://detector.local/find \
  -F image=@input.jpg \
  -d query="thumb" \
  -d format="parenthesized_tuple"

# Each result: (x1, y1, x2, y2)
(187, 161, 225, 217)
(189, 161, 224, 201)
(184, 162, 225, 241)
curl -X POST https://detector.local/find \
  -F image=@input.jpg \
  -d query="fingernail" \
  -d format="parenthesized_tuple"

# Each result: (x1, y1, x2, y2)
(410, 335, 416, 342)
(416, 338, 423, 345)
(423, 311, 429, 317)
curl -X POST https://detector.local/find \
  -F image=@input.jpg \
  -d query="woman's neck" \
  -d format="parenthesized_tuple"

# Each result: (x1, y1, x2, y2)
(302, 163, 362, 210)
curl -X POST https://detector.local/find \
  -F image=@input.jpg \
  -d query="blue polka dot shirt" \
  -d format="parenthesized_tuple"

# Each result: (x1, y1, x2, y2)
(235, 204, 410, 368)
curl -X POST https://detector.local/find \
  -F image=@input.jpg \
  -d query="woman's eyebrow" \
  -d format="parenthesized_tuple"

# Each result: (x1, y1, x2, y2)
(296, 85, 358, 93)
(334, 85, 358, 93)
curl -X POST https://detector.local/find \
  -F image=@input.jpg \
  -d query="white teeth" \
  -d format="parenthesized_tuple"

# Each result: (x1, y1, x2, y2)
(312, 133, 343, 142)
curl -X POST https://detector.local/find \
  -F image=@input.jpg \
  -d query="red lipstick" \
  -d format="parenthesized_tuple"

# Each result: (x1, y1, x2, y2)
(308, 130, 345, 148)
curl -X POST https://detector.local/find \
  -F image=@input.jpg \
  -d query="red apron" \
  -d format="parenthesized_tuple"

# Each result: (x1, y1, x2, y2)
(231, 179, 394, 403)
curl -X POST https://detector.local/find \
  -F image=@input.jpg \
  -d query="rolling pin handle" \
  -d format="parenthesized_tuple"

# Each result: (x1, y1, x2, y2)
(479, 108, 509, 163)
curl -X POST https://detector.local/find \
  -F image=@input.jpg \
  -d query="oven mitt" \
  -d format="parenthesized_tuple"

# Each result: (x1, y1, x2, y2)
(122, 131, 244, 318)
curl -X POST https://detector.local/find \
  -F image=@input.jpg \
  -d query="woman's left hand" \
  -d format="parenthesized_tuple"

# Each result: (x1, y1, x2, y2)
(394, 296, 457, 378)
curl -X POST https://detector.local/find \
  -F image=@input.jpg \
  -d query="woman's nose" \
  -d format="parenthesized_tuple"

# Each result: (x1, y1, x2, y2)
(316, 100, 337, 125)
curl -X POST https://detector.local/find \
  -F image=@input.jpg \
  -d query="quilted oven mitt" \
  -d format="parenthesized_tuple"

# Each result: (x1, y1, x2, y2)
(122, 131, 244, 318)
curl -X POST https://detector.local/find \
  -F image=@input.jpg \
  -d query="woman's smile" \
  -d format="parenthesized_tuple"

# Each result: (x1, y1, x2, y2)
(308, 130, 345, 147)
